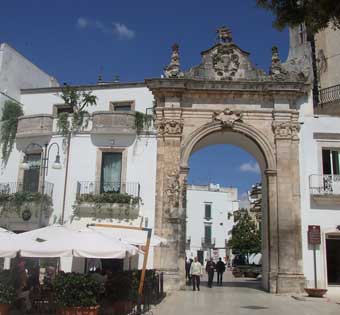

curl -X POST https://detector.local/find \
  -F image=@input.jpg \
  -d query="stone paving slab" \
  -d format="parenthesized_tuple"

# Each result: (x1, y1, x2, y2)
(151, 273, 340, 315)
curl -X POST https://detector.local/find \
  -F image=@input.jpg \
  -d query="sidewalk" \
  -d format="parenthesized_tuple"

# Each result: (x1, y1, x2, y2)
(151, 272, 340, 315)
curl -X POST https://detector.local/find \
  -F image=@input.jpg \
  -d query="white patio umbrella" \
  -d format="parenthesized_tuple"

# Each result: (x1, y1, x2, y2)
(16, 224, 139, 259)
(0, 227, 19, 258)
(90, 226, 167, 247)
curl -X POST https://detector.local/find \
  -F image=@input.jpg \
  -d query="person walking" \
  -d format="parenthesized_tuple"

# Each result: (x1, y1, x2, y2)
(215, 257, 226, 286)
(206, 257, 216, 288)
(190, 257, 203, 291)
(185, 257, 191, 284)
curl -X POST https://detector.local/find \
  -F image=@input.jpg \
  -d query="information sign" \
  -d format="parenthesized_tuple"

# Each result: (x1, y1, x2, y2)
(308, 225, 321, 245)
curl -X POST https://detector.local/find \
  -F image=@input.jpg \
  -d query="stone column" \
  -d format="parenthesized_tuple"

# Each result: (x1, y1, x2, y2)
(153, 108, 185, 291)
(272, 113, 305, 293)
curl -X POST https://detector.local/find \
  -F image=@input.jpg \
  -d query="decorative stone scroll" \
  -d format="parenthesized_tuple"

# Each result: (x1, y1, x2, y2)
(212, 108, 243, 128)
(272, 121, 300, 140)
(164, 43, 184, 79)
(156, 118, 184, 136)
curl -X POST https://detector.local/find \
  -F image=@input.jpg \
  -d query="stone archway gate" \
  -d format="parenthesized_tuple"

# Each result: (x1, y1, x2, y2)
(146, 28, 311, 294)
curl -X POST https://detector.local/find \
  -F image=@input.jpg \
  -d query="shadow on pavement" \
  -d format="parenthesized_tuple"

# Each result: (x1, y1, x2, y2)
(187, 278, 265, 292)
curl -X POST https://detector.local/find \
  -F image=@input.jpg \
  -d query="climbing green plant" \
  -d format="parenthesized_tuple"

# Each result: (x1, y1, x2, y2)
(56, 85, 97, 137)
(0, 101, 23, 166)
(135, 111, 153, 134)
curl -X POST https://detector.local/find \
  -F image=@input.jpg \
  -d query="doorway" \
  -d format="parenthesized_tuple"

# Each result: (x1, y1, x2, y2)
(326, 236, 340, 284)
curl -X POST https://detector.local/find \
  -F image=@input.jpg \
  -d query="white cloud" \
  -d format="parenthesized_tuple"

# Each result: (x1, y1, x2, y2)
(239, 162, 260, 174)
(77, 17, 89, 29)
(76, 18, 135, 40)
(113, 23, 135, 40)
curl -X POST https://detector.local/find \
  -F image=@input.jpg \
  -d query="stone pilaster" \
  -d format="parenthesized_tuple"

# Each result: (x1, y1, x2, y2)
(154, 108, 185, 291)
(272, 114, 305, 293)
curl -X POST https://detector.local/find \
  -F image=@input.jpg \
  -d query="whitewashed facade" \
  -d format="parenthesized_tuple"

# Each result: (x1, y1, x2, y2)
(299, 25, 340, 289)
(0, 83, 157, 269)
(185, 184, 238, 264)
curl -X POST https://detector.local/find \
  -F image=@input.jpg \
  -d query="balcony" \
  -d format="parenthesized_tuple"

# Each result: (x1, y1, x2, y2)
(0, 182, 54, 230)
(316, 84, 340, 116)
(16, 114, 53, 147)
(201, 237, 216, 250)
(309, 174, 340, 204)
(90, 111, 136, 147)
(74, 181, 141, 220)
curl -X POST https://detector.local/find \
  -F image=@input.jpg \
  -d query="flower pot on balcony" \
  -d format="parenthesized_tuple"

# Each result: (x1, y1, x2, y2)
(304, 288, 328, 298)
(58, 305, 100, 315)
(0, 303, 10, 315)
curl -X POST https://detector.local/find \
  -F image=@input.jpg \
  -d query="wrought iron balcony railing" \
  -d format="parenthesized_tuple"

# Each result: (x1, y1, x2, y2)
(309, 174, 340, 195)
(319, 84, 340, 105)
(201, 237, 216, 249)
(76, 181, 140, 199)
(0, 181, 54, 198)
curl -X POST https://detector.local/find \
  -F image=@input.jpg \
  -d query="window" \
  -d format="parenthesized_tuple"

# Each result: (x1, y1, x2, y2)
(204, 225, 212, 244)
(204, 203, 212, 219)
(54, 104, 74, 115)
(100, 152, 122, 193)
(23, 153, 41, 192)
(110, 101, 134, 112)
(322, 149, 340, 175)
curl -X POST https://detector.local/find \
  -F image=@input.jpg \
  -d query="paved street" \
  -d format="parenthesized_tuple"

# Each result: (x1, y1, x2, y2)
(152, 272, 340, 315)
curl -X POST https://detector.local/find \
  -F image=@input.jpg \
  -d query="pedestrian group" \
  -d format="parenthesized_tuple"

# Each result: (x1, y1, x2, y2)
(186, 256, 226, 291)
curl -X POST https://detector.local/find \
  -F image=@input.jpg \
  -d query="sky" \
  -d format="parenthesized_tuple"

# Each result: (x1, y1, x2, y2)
(188, 145, 261, 204)
(1, 0, 285, 202)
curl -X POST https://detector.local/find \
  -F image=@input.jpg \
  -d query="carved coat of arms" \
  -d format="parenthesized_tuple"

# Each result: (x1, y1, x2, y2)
(212, 46, 240, 80)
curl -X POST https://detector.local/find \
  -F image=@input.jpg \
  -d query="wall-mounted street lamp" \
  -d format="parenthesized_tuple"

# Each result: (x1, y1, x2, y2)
(21, 142, 62, 226)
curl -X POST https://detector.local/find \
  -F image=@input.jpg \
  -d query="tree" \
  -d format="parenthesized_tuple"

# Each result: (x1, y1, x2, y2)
(256, 0, 340, 34)
(228, 211, 261, 263)
(56, 85, 97, 223)
(57, 85, 97, 137)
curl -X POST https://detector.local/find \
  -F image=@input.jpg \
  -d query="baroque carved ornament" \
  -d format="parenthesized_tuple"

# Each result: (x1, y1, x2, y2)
(212, 108, 243, 128)
(165, 170, 180, 211)
(272, 121, 300, 140)
(156, 118, 184, 136)
(212, 45, 240, 80)
(164, 43, 184, 79)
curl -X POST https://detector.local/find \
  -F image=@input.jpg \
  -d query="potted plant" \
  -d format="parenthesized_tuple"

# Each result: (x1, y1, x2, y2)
(0, 270, 16, 315)
(104, 271, 137, 314)
(54, 273, 102, 315)
(304, 287, 328, 298)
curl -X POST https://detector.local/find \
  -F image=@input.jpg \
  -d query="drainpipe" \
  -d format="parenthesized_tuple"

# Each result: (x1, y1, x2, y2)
(61, 133, 71, 224)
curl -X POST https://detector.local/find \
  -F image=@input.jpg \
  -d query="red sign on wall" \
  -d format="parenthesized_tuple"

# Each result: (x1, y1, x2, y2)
(308, 225, 321, 245)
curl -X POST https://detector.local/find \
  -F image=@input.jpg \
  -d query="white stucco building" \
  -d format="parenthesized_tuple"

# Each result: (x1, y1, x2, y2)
(0, 82, 157, 270)
(0, 43, 58, 114)
(299, 25, 340, 289)
(185, 184, 238, 264)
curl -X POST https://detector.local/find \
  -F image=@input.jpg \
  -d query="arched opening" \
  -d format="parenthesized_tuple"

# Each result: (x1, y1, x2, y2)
(181, 125, 273, 291)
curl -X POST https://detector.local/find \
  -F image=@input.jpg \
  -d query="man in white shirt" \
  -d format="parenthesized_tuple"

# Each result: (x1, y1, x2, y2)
(189, 257, 203, 291)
